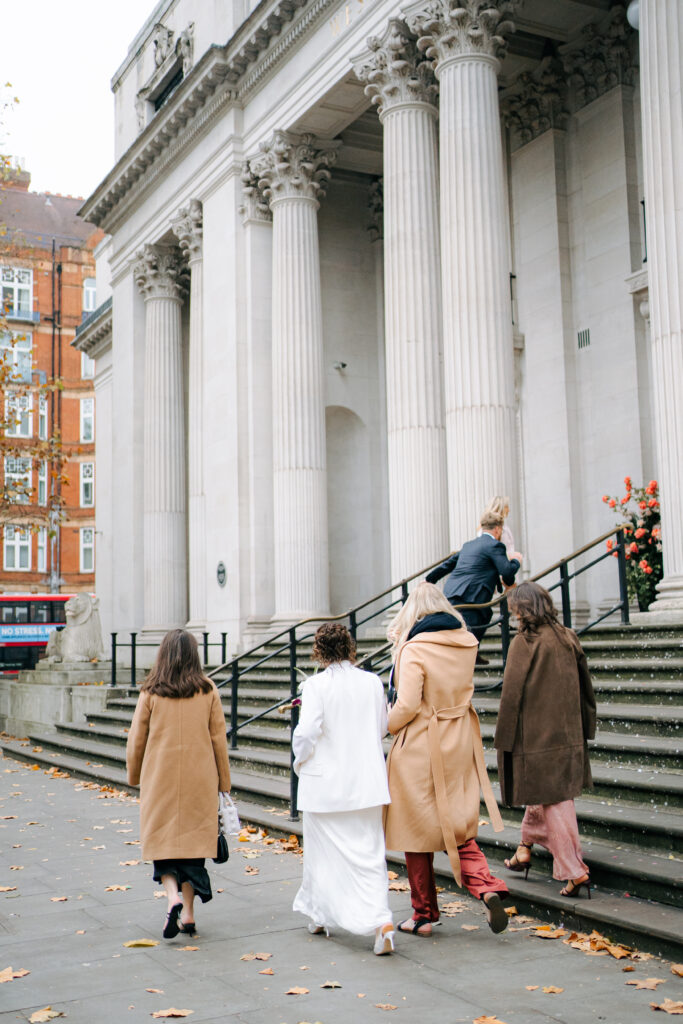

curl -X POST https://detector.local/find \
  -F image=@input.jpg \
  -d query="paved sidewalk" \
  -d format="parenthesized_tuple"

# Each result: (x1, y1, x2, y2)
(1, 752, 682, 1024)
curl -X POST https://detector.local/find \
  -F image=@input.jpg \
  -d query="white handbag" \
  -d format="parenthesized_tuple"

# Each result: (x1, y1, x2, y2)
(218, 791, 241, 836)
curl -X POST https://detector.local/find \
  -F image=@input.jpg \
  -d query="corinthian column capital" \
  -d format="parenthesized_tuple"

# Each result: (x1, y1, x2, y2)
(502, 56, 570, 147)
(406, 0, 520, 71)
(352, 18, 437, 118)
(561, 5, 637, 111)
(133, 243, 186, 301)
(238, 162, 273, 224)
(250, 131, 341, 206)
(171, 199, 203, 262)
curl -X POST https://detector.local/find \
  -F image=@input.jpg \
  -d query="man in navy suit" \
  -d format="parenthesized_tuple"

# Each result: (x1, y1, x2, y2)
(426, 512, 522, 665)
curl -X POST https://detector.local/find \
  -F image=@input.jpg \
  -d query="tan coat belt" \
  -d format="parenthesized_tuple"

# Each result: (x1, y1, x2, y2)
(427, 703, 504, 887)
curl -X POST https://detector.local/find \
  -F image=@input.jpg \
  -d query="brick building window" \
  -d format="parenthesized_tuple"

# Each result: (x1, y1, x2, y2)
(81, 351, 95, 379)
(38, 395, 48, 440)
(37, 527, 47, 572)
(80, 398, 94, 442)
(0, 331, 32, 383)
(83, 278, 96, 314)
(4, 456, 31, 504)
(38, 460, 47, 506)
(4, 525, 31, 570)
(5, 392, 32, 438)
(80, 462, 94, 507)
(80, 527, 94, 573)
(1, 266, 32, 318)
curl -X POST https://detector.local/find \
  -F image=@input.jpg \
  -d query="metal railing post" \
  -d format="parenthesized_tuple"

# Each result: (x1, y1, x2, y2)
(500, 596, 511, 670)
(130, 633, 137, 687)
(221, 632, 227, 665)
(559, 563, 572, 628)
(288, 627, 300, 822)
(230, 661, 239, 750)
(349, 609, 357, 643)
(203, 632, 209, 666)
(616, 527, 631, 624)
(401, 580, 409, 604)
(111, 633, 117, 687)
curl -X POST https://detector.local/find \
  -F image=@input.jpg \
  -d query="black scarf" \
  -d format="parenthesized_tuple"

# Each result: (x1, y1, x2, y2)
(407, 611, 463, 641)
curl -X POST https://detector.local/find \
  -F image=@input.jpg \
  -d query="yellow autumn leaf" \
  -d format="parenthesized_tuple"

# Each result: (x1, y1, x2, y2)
(123, 939, 159, 948)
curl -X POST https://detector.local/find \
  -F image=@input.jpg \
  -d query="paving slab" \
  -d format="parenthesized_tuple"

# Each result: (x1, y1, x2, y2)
(1, 752, 683, 1024)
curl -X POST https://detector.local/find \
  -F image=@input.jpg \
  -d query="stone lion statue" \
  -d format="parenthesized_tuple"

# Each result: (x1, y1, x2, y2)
(45, 594, 105, 663)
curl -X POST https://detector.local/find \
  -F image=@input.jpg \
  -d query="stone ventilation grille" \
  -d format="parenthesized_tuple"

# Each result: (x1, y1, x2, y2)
(577, 328, 591, 350)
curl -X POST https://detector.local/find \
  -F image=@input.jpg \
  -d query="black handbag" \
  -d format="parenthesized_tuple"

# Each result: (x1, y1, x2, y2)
(213, 830, 229, 864)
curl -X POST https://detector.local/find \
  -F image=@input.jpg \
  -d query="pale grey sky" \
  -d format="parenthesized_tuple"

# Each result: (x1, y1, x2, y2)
(3, 1, 155, 199)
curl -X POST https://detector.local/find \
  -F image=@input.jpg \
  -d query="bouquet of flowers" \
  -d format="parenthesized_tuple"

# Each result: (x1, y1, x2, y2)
(601, 477, 662, 610)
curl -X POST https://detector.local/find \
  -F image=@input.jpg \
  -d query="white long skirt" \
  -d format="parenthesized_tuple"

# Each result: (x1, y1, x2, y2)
(293, 805, 392, 935)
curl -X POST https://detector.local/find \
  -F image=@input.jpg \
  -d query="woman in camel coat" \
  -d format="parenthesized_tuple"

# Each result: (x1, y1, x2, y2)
(494, 581, 596, 898)
(126, 629, 231, 938)
(384, 582, 508, 937)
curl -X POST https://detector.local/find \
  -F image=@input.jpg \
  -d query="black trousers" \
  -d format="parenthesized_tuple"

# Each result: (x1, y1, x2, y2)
(449, 600, 492, 643)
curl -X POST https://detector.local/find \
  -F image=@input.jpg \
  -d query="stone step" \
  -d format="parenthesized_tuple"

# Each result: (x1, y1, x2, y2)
(232, 798, 683, 959)
(477, 723, 682, 770)
(472, 657, 683, 678)
(474, 699, 683, 737)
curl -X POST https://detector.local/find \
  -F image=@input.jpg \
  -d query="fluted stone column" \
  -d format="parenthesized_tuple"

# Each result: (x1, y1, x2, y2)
(172, 200, 205, 632)
(639, 0, 683, 615)
(133, 244, 187, 630)
(354, 20, 448, 581)
(251, 132, 339, 620)
(408, 0, 519, 545)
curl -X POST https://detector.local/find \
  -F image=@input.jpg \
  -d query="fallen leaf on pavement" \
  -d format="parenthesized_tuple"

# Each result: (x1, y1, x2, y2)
(543, 986, 564, 994)
(105, 885, 130, 891)
(650, 999, 683, 1014)
(75, 931, 85, 935)
(320, 980, 341, 988)
(146, 989, 164, 994)
(627, 979, 666, 990)
(150, 1010, 194, 1019)
(504, 906, 518, 916)
(375, 1004, 397, 1011)
(525, 986, 539, 991)
(0, 967, 30, 983)
(0, 886, 17, 892)
(623, 966, 636, 972)
(474, 1018, 509, 1024)
(240, 952, 271, 961)
(461, 925, 479, 931)
(357, 993, 366, 998)
(120, 860, 140, 866)
(388, 880, 409, 891)
(285, 986, 309, 995)
(178, 946, 199, 952)
(533, 926, 566, 940)
(671, 966, 683, 978)
(29, 1009, 64, 1023)
(258, 968, 274, 975)
(123, 940, 159, 948)
(387, 870, 398, 880)
(9, 865, 24, 870)
(0, 815, 17, 819)
(245, 866, 259, 875)
(50, 897, 67, 903)
(441, 901, 467, 916)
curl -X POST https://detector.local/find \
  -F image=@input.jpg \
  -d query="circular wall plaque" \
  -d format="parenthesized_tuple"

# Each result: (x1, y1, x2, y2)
(216, 561, 227, 587)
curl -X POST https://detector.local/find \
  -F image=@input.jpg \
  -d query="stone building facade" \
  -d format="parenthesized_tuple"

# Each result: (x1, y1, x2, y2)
(77, 0, 682, 648)
(0, 167, 99, 594)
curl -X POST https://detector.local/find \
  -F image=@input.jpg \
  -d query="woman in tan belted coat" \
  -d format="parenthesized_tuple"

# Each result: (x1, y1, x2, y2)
(384, 582, 509, 937)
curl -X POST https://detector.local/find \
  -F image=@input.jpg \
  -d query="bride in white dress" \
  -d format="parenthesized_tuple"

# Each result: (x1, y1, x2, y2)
(292, 622, 395, 955)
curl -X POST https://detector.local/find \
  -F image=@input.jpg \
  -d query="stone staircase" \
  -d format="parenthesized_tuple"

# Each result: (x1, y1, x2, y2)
(2, 624, 682, 957)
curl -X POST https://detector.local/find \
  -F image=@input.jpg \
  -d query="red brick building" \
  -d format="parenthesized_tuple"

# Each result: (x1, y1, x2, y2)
(0, 164, 101, 594)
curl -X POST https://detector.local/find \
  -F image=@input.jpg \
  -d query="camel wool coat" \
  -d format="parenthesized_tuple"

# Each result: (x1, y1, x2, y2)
(126, 684, 231, 861)
(494, 624, 596, 807)
(383, 625, 503, 886)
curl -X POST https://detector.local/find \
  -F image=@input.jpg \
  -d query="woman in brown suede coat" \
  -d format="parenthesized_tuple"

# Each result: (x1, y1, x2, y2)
(127, 629, 231, 938)
(494, 582, 596, 898)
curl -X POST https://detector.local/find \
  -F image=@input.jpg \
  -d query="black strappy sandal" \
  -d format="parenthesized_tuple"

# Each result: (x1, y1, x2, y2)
(177, 920, 197, 936)
(163, 902, 183, 939)
(397, 917, 432, 936)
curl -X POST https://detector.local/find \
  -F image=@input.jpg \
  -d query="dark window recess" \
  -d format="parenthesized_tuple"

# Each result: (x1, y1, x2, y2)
(578, 328, 591, 350)
(154, 67, 184, 112)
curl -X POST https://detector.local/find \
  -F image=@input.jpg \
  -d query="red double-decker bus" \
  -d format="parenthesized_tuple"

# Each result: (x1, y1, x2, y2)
(0, 594, 70, 673)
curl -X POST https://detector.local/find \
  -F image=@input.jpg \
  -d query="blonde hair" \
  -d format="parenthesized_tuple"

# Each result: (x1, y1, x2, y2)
(387, 581, 464, 652)
(484, 495, 510, 519)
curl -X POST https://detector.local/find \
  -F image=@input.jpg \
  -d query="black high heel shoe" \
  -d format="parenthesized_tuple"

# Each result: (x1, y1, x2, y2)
(163, 902, 183, 939)
(177, 920, 197, 936)
(560, 875, 591, 900)
(504, 842, 532, 880)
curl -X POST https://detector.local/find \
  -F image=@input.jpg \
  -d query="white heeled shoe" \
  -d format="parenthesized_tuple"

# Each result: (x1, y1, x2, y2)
(308, 922, 328, 936)
(374, 923, 395, 955)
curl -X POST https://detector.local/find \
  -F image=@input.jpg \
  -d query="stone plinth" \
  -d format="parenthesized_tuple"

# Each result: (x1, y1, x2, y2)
(0, 662, 114, 737)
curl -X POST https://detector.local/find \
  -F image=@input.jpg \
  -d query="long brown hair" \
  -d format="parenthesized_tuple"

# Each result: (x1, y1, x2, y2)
(312, 622, 356, 666)
(508, 581, 571, 646)
(142, 629, 213, 698)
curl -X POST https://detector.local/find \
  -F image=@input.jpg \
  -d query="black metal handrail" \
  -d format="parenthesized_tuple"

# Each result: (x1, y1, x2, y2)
(217, 526, 630, 820)
(110, 631, 228, 686)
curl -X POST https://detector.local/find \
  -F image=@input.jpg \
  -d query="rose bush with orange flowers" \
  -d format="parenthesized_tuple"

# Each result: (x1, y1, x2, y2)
(602, 477, 662, 610)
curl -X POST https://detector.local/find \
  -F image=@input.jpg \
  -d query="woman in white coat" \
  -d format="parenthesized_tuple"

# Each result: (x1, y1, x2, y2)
(292, 622, 394, 955)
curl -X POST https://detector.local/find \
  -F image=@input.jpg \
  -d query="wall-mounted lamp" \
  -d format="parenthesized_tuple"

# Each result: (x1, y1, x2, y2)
(333, 361, 347, 371)
(626, 0, 639, 30)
